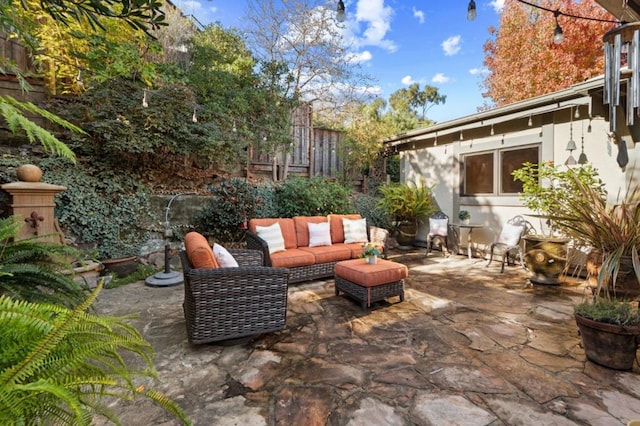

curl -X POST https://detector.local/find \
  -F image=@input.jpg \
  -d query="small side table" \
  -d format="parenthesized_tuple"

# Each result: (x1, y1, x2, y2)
(450, 223, 484, 260)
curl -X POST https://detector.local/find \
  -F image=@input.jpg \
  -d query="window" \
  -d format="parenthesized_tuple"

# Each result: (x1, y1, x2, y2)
(461, 145, 539, 196)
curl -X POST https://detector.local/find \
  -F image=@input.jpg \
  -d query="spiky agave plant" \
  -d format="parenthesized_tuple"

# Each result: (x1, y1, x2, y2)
(0, 215, 88, 307)
(0, 281, 192, 425)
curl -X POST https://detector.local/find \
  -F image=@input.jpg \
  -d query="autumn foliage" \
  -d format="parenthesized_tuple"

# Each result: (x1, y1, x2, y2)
(482, 0, 616, 106)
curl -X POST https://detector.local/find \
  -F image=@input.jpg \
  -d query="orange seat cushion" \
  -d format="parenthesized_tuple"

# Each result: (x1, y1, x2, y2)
(270, 249, 316, 268)
(184, 232, 218, 269)
(299, 245, 352, 263)
(334, 258, 408, 287)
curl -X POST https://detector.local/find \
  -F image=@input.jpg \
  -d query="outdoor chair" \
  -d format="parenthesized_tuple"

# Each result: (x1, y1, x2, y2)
(179, 248, 289, 344)
(486, 215, 533, 273)
(426, 211, 449, 257)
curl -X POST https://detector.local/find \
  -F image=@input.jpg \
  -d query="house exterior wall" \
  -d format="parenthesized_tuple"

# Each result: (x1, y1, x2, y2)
(399, 104, 638, 256)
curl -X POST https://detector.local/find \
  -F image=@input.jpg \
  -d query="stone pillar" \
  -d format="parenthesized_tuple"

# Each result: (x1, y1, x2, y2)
(1, 165, 66, 242)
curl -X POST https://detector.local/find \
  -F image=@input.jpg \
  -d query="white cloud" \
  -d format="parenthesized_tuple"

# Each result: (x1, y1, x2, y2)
(441, 35, 461, 56)
(401, 75, 415, 85)
(345, 50, 373, 64)
(469, 67, 490, 76)
(413, 7, 425, 24)
(432, 73, 451, 84)
(351, 0, 397, 52)
(209, 6, 217, 14)
(489, 0, 505, 13)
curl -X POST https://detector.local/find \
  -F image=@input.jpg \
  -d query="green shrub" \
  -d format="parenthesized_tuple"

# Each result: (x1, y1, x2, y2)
(193, 178, 261, 243)
(38, 157, 155, 259)
(0, 216, 88, 308)
(352, 193, 392, 229)
(275, 177, 351, 217)
(0, 283, 191, 425)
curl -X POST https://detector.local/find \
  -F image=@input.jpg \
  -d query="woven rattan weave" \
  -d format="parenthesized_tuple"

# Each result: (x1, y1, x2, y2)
(180, 249, 289, 344)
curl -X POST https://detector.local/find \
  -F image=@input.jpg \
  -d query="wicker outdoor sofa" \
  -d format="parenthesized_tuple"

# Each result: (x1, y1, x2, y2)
(245, 214, 389, 284)
(179, 247, 289, 344)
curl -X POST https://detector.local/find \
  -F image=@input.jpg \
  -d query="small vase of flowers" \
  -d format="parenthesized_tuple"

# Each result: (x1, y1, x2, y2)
(458, 210, 471, 225)
(360, 242, 383, 265)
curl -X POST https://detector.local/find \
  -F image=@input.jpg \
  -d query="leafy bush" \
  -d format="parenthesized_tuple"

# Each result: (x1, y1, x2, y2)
(352, 192, 392, 229)
(38, 157, 155, 259)
(0, 216, 88, 308)
(193, 178, 261, 243)
(0, 283, 191, 425)
(275, 177, 351, 217)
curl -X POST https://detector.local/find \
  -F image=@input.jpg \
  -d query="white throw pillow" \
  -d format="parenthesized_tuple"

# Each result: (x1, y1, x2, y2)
(429, 218, 449, 237)
(343, 218, 368, 244)
(308, 222, 332, 247)
(255, 222, 286, 254)
(497, 224, 524, 246)
(213, 243, 239, 267)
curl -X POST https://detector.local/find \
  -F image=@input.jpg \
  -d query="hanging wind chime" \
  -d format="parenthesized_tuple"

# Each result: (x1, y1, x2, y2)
(603, 22, 640, 132)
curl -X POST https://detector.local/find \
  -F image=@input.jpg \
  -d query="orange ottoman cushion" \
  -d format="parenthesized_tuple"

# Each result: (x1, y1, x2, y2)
(334, 258, 408, 287)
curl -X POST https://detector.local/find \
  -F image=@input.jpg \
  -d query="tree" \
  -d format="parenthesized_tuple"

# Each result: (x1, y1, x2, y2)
(388, 83, 446, 123)
(243, 0, 374, 180)
(482, 0, 615, 106)
(0, 0, 166, 160)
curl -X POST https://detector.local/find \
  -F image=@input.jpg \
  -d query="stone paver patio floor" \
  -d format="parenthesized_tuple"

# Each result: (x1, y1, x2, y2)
(94, 249, 640, 425)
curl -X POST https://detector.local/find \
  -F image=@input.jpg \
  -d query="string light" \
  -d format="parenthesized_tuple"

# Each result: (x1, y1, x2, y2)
(468, 0, 620, 44)
(460, 130, 464, 141)
(490, 124, 495, 135)
(192, 108, 198, 123)
(553, 11, 564, 45)
(336, 0, 345, 22)
(527, 114, 532, 127)
(142, 89, 148, 108)
(467, 0, 477, 21)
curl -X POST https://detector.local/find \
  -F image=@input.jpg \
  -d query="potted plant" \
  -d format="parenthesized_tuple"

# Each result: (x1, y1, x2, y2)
(359, 242, 383, 265)
(522, 167, 640, 369)
(512, 162, 603, 284)
(458, 210, 471, 224)
(376, 179, 436, 247)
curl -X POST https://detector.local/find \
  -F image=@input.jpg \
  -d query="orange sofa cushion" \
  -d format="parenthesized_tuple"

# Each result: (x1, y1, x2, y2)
(184, 232, 219, 269)
(334, 258, 408, 287)
(299, 245, 352, 264)
(270, 249, 315, 268)
(293, 216, 328, 248)
(249, 218, 297, 249)
(328, 214, 362, 244)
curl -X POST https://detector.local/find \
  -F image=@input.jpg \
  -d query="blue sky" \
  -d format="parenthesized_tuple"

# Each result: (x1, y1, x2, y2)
(173, 0, 506, 124)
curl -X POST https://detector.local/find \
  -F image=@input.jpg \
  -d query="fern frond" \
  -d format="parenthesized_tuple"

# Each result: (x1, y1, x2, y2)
(0, 284, 192, 425)
(0, 95, 78, 161)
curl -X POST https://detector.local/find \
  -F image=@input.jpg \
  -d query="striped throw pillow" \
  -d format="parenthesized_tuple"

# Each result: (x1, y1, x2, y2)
(255, 222, 286, 254)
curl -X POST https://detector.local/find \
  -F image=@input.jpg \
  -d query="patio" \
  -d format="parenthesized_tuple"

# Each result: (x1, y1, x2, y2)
(94, 249, 640, 425)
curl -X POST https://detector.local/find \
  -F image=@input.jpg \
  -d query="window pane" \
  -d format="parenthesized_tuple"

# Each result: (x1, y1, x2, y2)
(463, 153, 494, 195)
(501, 146, 539, 194)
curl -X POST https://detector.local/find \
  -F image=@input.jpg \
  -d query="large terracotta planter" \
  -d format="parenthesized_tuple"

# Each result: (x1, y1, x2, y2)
(523, 235, 569, 285)
(575, 313, 640, 370)
(587, 251, 640, 298)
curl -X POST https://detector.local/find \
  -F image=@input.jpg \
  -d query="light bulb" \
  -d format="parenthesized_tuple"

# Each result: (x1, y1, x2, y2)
(553, 22, 564, 44)
(337, 0, 346, 22)
(528, 115, 532, 127)
(490, 124, 495, 135)
(467, 0, 477, 21)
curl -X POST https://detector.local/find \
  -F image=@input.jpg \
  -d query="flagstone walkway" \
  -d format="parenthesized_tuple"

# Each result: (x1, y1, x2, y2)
(94, 249, 640, 426)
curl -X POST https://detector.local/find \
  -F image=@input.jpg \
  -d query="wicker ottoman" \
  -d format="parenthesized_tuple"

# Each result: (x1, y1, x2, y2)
(334, 258, 408, 310)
